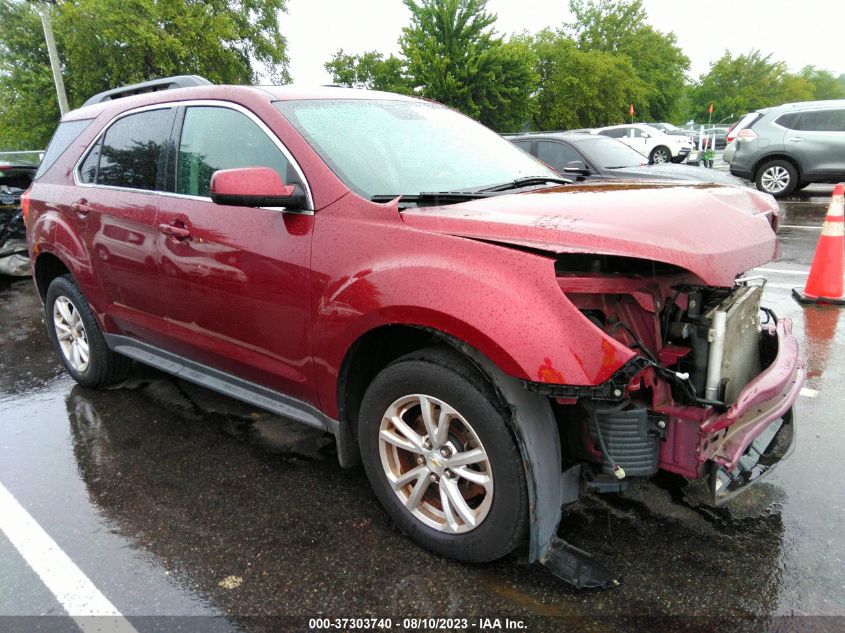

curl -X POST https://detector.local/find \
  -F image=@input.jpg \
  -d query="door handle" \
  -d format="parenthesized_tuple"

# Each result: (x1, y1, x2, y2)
(158, 223, 191, 240)
(788, 137, 804, 142)
(71, 200, 93, 218)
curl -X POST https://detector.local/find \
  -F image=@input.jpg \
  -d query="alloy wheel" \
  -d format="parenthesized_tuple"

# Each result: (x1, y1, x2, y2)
(378, 394, 493, 534)
(761, 166, 790, 194)
(652, 148, 670, 164)
(53, 296, 90, 372)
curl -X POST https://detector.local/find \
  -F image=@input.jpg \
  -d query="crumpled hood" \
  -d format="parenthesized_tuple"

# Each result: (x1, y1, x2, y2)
(400, 182, 779, 286)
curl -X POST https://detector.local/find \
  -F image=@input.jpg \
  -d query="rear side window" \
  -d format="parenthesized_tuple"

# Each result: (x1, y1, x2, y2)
(792, 109, 845, 132)
(176, 106, 295, 198)
(35, 119, 93, 179)
(95, 108, 175, 191)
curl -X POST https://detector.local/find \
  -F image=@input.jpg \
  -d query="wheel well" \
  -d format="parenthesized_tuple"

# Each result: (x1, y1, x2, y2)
(34, 253, 71, 300)
(753, 154, 801, 182)
(337, 325, 445, 440)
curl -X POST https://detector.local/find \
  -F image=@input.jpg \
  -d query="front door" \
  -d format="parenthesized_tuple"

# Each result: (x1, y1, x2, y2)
(154, 104, 316, 404)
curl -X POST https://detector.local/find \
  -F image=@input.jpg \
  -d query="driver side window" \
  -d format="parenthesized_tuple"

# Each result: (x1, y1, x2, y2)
(176, 106, 299, 198)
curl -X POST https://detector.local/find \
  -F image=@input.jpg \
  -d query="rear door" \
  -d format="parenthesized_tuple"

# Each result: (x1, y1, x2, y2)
(154, 103, 316, 403)
(784, 109, 845, 179)
(74, 107, 176, 346)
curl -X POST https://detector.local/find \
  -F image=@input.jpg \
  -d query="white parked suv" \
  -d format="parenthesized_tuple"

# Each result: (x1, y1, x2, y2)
(593, 123, 692, 164)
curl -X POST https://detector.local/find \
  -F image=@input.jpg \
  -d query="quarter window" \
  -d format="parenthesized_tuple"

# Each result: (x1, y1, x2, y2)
(95, 108, 175, 191)
(775, 113, 801, 130)
(176, 106, 296, 198)
(600, 128, 627, 139)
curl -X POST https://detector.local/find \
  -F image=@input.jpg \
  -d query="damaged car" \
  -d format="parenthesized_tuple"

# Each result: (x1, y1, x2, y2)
(0, 152, 40, 276)
(24, 77, 803, 588)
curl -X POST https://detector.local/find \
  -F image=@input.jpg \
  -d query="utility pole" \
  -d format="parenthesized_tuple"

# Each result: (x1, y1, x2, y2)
(36, 0, 69, 116)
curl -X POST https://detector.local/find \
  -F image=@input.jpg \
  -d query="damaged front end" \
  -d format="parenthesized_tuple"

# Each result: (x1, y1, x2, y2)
(524, 254, 803, 585)
(539, 255, 803, 498)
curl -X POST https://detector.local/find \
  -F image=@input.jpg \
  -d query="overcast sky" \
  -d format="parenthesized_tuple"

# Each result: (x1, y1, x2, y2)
(282, 0, 845, 85)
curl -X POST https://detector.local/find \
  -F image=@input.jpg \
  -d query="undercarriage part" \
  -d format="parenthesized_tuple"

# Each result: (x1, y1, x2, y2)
(540, 536, 619, 589)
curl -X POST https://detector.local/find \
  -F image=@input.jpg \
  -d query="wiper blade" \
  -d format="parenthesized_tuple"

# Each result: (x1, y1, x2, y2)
(478, 176, 572, 193)
(371, 191, 496, 204)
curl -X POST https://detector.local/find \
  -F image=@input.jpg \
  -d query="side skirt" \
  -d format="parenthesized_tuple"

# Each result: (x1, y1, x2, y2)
(104, 334, 338, 435)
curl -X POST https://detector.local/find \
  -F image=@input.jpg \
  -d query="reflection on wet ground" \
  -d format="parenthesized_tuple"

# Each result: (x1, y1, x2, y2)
(1, 184, 844, 629)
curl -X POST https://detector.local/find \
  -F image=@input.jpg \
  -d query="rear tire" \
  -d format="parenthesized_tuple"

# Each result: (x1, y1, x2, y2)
(756, 159, 798, 197)
(45, 275, 131, 387)
(358, 346, 528, 563)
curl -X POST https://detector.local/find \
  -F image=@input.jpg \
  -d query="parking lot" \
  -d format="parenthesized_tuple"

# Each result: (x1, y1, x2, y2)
(1, 169, 844, 631)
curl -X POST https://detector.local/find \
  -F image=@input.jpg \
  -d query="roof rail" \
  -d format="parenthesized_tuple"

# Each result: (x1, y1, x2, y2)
(81, 75, 212, 107)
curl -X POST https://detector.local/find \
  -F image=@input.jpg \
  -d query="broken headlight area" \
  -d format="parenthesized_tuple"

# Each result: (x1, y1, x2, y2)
(533, 264, 802, 502)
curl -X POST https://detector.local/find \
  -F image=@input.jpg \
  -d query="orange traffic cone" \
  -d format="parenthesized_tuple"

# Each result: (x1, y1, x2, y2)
(792, 183, 845, 305)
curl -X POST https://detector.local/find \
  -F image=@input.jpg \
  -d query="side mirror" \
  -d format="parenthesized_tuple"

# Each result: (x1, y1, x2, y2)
(210, 167, 307, 210)
(562, 160, 590, 176)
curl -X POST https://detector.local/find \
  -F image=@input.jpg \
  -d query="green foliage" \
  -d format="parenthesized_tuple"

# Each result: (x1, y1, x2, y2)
(324, 50, 410, 93)
(531, 30, 645, 130)
(798, 66, 845, 100)
(0, 0, 290, 149)
(565, 0, 689, 122)
(327, 0, 537, 132)
(689, 50, 816, 121)
(399, 0, 538, 131)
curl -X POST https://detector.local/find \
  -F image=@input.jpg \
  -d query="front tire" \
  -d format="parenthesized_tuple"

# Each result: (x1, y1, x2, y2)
(358, 347, 528, 563)
(756, 159, 798, 197)
(649, 146, 671, 164)
(45, 275, 131, 387)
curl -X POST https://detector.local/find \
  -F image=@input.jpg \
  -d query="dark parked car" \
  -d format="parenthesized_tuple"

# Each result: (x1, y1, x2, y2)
(729, 99, 845, 197)
(0, 152, 40, 276)
(25, 76, 801, 587)
(506, 132, 746, 186)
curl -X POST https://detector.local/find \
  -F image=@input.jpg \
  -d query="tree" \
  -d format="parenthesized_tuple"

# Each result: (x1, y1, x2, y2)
(399, 0, 537, 131)
(531, 30, 645, 130)
(798, 66, 845, 100)
(689, 50, 814, 121)
(0, 0, 290, 149)
(564, 0, 689, 122)
(324, 50, 410, 93)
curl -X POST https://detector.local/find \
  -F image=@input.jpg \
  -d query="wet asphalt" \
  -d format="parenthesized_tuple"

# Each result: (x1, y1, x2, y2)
(1, 169, 844, 632)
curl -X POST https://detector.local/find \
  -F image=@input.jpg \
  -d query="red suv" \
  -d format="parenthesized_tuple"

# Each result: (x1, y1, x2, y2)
(25, 77, 803, 588)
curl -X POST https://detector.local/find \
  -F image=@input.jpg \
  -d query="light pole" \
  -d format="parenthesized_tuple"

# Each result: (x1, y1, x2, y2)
(35, 0, 69, 116)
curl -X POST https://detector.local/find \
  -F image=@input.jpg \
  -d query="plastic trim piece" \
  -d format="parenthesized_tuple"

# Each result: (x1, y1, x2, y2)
(451, 340, 619, 589)
(82, 75, 212, 107)
(103, 334, 337, 433)
(523, 356, 652, 401)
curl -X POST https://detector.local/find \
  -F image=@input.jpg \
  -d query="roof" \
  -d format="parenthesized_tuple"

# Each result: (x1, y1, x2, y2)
(64, 82, 423, 122)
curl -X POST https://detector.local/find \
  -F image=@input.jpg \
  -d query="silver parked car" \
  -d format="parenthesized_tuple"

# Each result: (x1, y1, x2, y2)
(728, 100, 845, 197)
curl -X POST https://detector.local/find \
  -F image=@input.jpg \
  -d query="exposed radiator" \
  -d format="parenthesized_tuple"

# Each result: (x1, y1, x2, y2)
(704, 285, 763, 404)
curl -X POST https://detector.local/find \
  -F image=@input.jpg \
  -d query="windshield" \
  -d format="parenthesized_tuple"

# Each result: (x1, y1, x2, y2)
(274, 99, 556, 198)
(578, 136, 647, 169)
